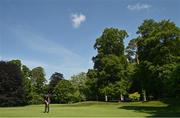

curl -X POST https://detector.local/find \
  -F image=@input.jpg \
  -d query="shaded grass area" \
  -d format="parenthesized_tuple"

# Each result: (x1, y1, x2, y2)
(120, 98, 180, 117)
(120, 105, 180, 117)
(0, 99, 179, 117)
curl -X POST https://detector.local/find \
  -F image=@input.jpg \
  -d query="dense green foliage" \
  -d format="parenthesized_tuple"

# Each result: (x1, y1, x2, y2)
(53, 80, 75, 103)
(21, 65, 33, 104)
(49, 72, 64, 93)
(92, 28, 129, 101)
(70, 72, 87, 102)
(0, 19, 179, 106)
(134, 19, 180, 99)
(0, 61, 25, 106)
(48, 72, 64, 103)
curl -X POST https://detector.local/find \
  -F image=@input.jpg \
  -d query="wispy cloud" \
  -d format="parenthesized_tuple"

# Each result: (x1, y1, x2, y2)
(127, 3, 151, 11)
(8, 26, 89, 79)
(11, 26, 81, 62)
(71, 13, 86, 28)
(2, 55, 89, 80)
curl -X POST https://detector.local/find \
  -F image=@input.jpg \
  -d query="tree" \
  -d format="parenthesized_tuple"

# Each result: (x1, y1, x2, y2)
(86, 69, 99, 101)
(0, 61, 25, 106)
(53, 80, 75, 103)
(49, 72, 64, 93)
(114, 79, 131, 101)
(22, 65, 32, 104)
(169, 64, 180, 97)
(70, 72, 87, 102)
(126, 38, 147, 101)
(9, 60, 22, 69)
(31, 67, 46, 95)
(134, 19, 180, 99)
(92, 28, 129, 101)
(94, 28, 128, 56)
(99, 83, 114, 102)
(30, 67, 46, 104)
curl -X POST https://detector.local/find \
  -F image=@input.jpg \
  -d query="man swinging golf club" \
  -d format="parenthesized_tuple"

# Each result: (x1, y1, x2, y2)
(44, 94, 50, 113)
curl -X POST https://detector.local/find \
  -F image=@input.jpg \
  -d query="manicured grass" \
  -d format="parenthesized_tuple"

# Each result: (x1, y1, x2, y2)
(0, 100, 179, 117)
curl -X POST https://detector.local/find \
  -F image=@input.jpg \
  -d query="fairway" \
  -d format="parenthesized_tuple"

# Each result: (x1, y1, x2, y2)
(0, 101, 179, 117)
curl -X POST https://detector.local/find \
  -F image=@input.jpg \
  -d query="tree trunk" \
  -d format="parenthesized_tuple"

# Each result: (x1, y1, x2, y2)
(96, 95, 99, 101)
(120, 93, 124, 101)
(136, 54, 140, 64)
(105, 95, 108, 102)
(142, 89, 147, 101)
(137, 54, 147, 102)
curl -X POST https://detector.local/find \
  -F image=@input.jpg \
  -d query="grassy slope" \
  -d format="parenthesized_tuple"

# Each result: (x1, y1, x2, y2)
(0, 100, 179, 117)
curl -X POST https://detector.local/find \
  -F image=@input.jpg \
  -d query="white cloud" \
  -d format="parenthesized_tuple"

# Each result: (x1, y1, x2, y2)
(71, 13, 86, 28)
(127, 3, 151, 11)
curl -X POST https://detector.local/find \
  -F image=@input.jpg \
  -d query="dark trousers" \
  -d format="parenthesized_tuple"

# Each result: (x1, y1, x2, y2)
(44, 103, 49, 113)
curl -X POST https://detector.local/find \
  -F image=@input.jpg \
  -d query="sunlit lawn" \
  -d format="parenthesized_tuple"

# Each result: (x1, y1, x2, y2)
(0, 100, 179, 117)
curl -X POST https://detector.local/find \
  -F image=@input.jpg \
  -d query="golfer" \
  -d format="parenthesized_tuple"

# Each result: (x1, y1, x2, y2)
(44, 94, 50, 113)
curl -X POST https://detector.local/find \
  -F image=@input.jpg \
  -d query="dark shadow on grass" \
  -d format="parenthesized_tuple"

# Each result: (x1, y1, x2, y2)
(119, 98, 180, 117)
(119, 105, 180, 117)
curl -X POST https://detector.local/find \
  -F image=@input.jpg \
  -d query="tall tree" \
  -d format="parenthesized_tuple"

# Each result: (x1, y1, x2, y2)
(86, 69, 99, 101)
(31, 67, 46, 95)
(70, 72, 87, 101)
(135, 19, 180, 99)
(53, 80, 75, 103)
(93, 28, 129, 101)
(49, 72, 64, 93)
(22, 65, 32, 104)
(94, 28, 127, 56)
(0, 61, 25, 106)
(114, 78, 131, 101)
(126, 38, 147, 101)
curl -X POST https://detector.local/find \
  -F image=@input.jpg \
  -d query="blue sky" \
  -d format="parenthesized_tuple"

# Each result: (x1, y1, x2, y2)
(0, 0, 179, 80)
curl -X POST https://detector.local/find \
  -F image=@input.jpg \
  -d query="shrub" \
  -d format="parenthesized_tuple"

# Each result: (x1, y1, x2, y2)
(129, 92, 140, 101)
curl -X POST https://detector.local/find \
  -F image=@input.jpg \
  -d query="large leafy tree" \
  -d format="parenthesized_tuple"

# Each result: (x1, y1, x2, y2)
(137, 19, 180, 65)
(70, 72, 87, 101)
(53, 80, 75, 103)
(93, 28, 129, 101)
(86, 69, 99, 101)
(31, 67, 46, 95)
(49, 72, 64, 93)
(126, 38, 147, 101)
(21, 65, 33, 104)
(48, 72, 64, 103)
(114, 78, 131, 101)
(168, 64, 180, 97)
(99, 83, 114, 102)
(0, 61, 25, 106)
(94, 28, 127, 56)
(135, 19, 180, 99)
(9, 60, 21, 69)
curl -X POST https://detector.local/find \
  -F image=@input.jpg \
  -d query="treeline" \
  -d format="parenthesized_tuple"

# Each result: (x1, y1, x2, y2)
(0, 19, 179, 106)
(0, 60, 88, 106)
(87, 19, 180, 102)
